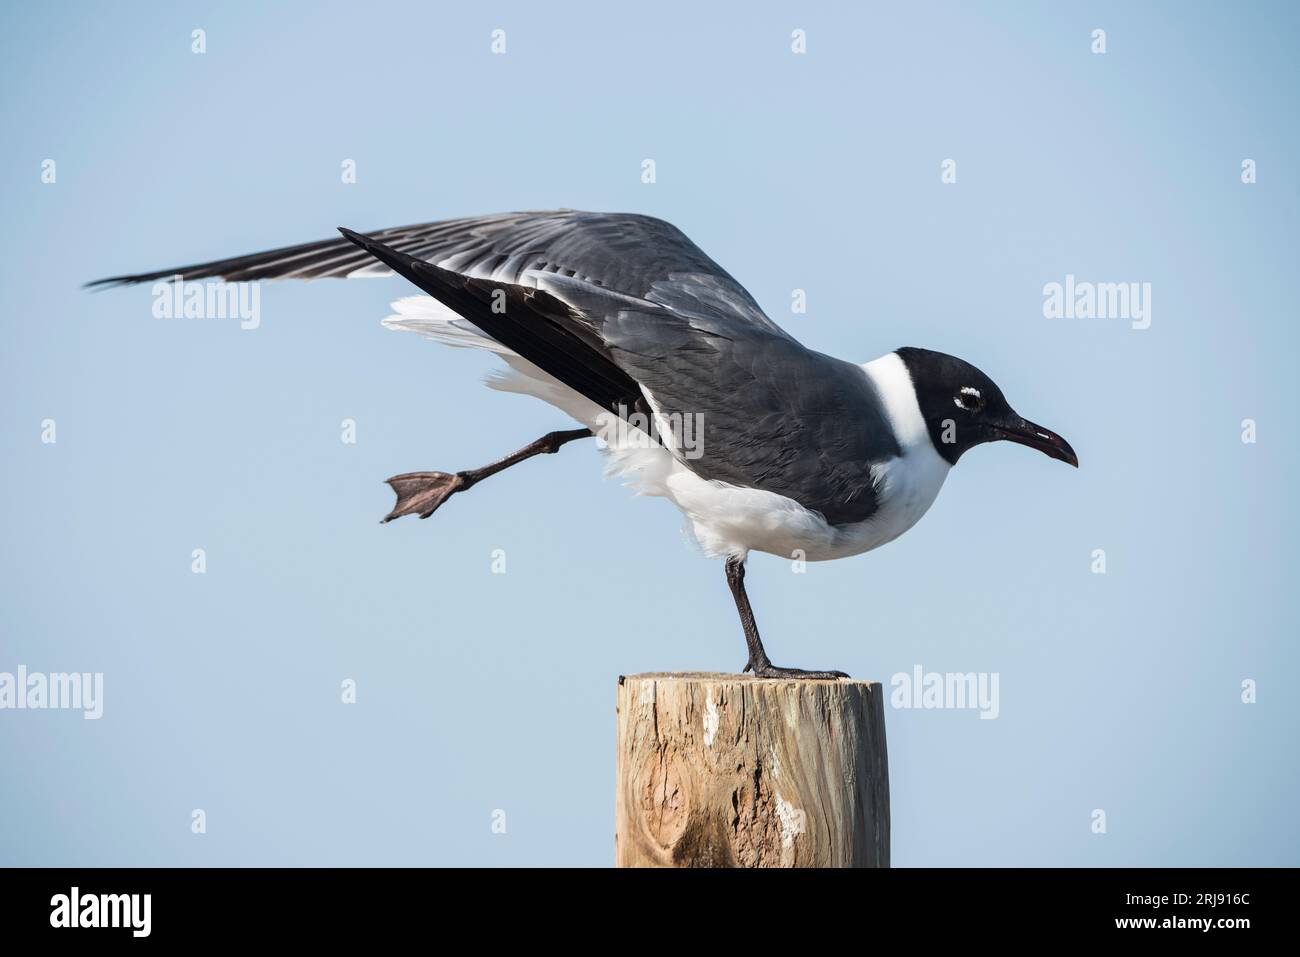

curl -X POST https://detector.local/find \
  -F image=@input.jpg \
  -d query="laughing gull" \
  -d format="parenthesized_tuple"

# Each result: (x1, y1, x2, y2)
(90, 211, 1078, 678)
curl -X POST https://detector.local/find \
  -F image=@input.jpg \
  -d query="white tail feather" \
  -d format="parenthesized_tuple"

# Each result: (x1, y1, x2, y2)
(380, 296, 512, 353)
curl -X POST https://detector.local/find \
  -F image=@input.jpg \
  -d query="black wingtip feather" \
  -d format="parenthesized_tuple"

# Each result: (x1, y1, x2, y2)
(338, 227, 430, 287)
(84, 273, 146, 290)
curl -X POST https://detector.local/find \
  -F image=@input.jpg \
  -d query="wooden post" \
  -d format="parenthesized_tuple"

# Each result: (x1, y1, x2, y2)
(615, 672, 889, 868)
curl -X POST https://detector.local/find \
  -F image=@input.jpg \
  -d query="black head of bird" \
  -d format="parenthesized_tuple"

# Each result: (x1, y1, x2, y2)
(896, 346, 1079, 469)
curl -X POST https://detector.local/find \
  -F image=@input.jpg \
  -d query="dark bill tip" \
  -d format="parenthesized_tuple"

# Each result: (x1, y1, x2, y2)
(995, 417, 1079, 468)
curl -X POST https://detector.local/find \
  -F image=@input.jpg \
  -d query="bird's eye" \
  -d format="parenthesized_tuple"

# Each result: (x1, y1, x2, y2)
(954, 387, 984, 412)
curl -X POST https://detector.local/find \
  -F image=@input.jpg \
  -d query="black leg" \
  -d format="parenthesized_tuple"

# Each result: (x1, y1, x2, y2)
(725, 556, 848, 679)
(382, 428, 592, 522)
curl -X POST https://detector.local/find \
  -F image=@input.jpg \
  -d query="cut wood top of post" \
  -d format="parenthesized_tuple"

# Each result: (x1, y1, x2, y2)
(620, 672, 880, 687)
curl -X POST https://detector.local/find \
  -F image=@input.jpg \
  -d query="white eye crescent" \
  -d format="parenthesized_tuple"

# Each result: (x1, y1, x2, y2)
(954, 386, 984, 412)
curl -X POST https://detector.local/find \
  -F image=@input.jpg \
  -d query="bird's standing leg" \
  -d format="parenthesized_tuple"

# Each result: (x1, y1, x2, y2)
(725, 556, 849, 679)
(382, 428, 592, 522)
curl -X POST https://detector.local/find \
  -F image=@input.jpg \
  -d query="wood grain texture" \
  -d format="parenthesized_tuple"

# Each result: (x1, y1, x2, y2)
(615, 673, 889, 868)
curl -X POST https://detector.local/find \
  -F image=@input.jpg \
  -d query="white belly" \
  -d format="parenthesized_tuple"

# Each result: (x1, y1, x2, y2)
(661, 442, 950, 561)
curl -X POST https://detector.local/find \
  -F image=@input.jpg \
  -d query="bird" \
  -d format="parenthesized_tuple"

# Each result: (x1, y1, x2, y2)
(89, 210, 1077, 679)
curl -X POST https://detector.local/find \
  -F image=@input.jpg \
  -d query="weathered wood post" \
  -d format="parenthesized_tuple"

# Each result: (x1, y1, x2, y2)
(615, 673, 889, 867)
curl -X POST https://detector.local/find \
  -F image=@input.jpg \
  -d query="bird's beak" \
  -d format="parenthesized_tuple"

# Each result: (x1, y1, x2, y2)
(993, 415, 1079, 467)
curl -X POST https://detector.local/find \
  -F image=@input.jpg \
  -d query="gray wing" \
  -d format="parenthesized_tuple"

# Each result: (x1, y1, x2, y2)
(86, 210, 786, 336)
(92, 210, 886, 525)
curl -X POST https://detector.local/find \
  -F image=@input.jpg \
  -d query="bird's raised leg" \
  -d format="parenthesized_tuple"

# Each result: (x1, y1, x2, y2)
(382, 428, 592, 523)
(725, 556, 849, 679)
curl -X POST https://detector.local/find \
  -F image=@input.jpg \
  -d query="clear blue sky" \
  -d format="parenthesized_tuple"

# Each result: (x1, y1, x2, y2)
(1, 1, 1296, 866)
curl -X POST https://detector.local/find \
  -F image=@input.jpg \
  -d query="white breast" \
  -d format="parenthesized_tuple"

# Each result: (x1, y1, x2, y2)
(823, 352, 952, 558)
